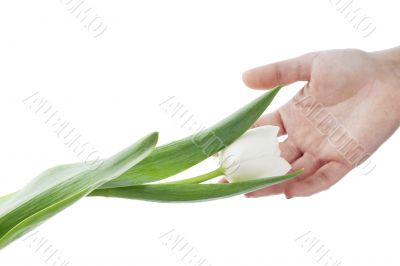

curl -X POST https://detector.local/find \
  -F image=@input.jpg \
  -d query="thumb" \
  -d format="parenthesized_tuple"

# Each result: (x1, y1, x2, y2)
(242, 52, 318, 89)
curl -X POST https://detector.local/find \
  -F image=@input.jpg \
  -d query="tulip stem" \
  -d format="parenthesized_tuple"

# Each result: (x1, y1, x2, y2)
(164, 168, 224, 185)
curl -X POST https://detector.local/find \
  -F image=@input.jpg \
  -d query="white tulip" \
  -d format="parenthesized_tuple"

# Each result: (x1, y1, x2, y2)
(219, 125, 291, 182)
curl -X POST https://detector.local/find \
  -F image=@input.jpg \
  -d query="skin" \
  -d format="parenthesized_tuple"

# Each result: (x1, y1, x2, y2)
(241, 47, 400, 198)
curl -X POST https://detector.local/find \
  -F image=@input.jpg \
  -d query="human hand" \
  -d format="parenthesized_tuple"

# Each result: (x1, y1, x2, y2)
(242, 48, 400, 198)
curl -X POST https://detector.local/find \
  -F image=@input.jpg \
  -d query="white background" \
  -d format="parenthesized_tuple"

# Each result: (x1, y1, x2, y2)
(0, 0, 399, 265)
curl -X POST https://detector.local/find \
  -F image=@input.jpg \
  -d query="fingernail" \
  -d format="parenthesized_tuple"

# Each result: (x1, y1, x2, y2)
(284, 191, 293, 199)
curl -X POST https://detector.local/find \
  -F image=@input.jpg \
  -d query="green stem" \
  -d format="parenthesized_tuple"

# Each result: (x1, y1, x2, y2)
(164, 168, 224, 185)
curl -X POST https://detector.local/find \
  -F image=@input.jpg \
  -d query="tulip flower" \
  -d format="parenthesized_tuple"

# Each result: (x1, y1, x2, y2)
(219, 125, 291, 182)
(0, 86, 302, 250)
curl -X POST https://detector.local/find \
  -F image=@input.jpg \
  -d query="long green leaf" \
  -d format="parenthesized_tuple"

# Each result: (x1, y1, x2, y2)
(90, 170, 302, 202)
(100, 86, 283, 189)
(0, 132, 158, 249)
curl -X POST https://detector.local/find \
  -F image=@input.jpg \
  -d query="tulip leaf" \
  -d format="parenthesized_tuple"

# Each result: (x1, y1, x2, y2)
(100, 85, 283, 189)
(90, 169, 303, 202)
(0, 86, 285, 249)
(0, 132, 158, 249)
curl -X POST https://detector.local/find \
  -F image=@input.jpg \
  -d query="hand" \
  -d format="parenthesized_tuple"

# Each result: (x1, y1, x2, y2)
(243, 48, 400, 198)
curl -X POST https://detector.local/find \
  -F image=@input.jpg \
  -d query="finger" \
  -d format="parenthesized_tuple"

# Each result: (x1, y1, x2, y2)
(245, 152, 317, 198)
(289, 152, 321, 181)
(243, 52, 318, 89)
(279, 140, 302, 164)
(284, 162, 350, 198)
(245, 183, 285, 197)
(252, 111, 286, 136)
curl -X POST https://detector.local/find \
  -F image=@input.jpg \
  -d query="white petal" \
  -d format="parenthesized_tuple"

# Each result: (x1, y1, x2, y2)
(219, 125, 281, 164)
(223, 155, 291, 183)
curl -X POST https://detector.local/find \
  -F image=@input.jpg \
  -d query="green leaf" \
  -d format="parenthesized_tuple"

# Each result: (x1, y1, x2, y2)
(0, 132, 158, 249)
(100, 85, 283, 189)
(90, 170, 303, 202)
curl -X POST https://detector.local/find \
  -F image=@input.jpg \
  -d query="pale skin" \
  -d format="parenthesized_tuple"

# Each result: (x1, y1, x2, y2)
(241, 47, 400, 198)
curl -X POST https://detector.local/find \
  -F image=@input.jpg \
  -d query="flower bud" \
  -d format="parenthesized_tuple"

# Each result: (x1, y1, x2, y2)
(219, 125, 291, 182)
